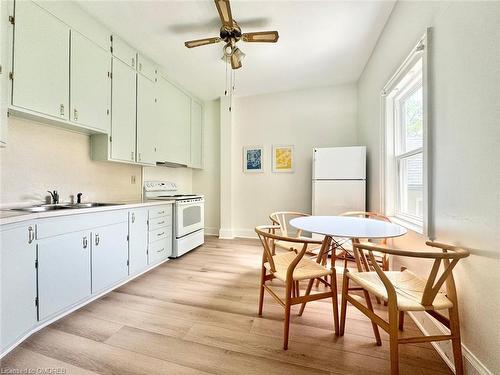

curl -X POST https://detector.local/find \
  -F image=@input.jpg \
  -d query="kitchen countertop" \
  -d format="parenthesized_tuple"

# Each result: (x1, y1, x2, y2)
(0, 200, 175, 226)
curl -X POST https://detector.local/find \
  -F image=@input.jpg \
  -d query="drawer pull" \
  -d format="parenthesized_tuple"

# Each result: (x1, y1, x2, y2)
(157, 248, 165, 253)
(83, 236, 88, 249)
(28, 226, 35, 244)
(157, 232, 165, 237)
(157, 210, 165, 215)
(157, 220, 165, 225)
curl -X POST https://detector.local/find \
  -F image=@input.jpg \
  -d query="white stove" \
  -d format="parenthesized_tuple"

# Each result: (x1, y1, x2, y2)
(144, 181, 204, 257)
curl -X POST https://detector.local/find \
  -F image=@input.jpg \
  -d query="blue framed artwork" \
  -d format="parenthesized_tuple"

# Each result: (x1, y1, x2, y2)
(243, 146, 264, 173)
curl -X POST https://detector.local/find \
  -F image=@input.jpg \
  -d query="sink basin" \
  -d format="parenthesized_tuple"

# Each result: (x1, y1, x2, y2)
(14, 205, 72, 212)
(12, 203, 123, 212)
(63, 203, 123, 209)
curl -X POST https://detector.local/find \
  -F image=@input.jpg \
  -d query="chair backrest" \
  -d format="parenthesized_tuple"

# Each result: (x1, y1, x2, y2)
(269, 211, 310, 238)
(340, 211, 391, 245)
(353, 241, 470, 308)
(255, 225, 323, 280)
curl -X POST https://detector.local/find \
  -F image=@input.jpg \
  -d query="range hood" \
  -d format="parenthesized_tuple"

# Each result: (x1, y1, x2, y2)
(156, 161, 188, 168)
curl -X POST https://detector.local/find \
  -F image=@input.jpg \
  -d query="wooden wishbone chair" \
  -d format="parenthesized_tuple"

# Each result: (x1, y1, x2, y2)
(255, 225, 339, 350)
(339, 211, 392, 271)
(340, 241, 470, 375)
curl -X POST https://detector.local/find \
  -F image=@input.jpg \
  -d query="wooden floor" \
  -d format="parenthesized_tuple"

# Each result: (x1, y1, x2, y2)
(1, 236, 452, 374)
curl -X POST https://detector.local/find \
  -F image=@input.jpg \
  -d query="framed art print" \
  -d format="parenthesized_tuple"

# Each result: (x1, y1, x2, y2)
(243, 146, 264, 173)
(272, 145, 294, 173)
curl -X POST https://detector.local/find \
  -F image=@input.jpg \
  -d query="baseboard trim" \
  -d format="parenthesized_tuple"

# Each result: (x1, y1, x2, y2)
(204, 226, 219, 236)
(232, 228, 258, 239)
(408, 312, 492, 375)
(218, 228, 234, 239)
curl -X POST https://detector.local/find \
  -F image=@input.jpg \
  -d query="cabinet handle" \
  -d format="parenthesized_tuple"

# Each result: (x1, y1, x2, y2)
(131, 213, 135, 223)
(28, 226, 35, 244)
(60, 104, 65, 116)
(157, 220, 165, 225)
(95, 233, 100, 246)
(138, 153, 142, 161)
(139, 62, 142, 71)
(157, 232, 165, 237)
(131, 151, 134, 160)
(74, 108, 78, 121)
(158, 210, 165, 215)
(132, 57, 135, 67)
(83, 236, 88, 249)
(157, 248, 165, 253)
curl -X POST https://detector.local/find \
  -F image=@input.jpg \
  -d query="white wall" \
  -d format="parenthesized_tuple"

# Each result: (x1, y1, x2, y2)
(0, 117, 141, 206)
(193, 99, 220, 235)
(357, 1, 500, 373)
(231, 84, 358, 237)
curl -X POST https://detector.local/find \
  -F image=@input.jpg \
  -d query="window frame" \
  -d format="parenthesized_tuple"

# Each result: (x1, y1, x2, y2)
(380, 30, 432, 237)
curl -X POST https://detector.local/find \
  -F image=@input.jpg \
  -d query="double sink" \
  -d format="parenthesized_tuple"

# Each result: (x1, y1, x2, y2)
(13, 203, 122, 213)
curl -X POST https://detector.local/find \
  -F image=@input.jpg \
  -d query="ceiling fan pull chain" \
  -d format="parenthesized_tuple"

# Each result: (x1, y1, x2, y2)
(224, 59, 228, 96)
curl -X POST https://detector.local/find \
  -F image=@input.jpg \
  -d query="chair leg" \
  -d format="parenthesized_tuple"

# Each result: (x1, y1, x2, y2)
(340, 272, 349, 336)
(363, 290, 382, 346)
(258, 266, 265, 316)
(298, 278, 314, 316)
(330, 270, 339, 335)
(283, 282, 292, 350)
(388, 304, 400, 375)
(449, 306, 464, 375)
(398, 311, 405, 331)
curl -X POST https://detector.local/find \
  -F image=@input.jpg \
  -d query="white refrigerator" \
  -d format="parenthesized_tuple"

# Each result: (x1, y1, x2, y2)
(312, 146, 366, 215)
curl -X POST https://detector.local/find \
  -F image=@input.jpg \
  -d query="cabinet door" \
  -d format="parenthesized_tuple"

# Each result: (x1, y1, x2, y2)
(129, 209, 149, 275)
(0, 224, 37, 352)
(70, 31, 111, 133)
(92, 222, 128, 293)
(137, 54, 156, 81)
(38, 231, 91, 321)
(158, 77, 190, 165)
(0, 0, 10, 146)
(110, 58, 136, 162)
(190, 100, 203, 169)
(137, 74, 157, 165)
(12, 1, 69, 120)
(112, 35, 137, 69)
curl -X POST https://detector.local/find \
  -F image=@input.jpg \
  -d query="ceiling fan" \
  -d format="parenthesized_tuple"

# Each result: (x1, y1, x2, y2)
(184, 0, 279, 70)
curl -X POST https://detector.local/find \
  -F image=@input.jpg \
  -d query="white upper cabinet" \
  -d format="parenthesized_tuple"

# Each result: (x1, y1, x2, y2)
(70, 31, 111, 133)
(12, 1, 70, 120)
(0, 0, 10, 147)
(136, 74, 158, 165)
(190, 100, 203, 169)
(137, 54, 157, 82)
(110, 57, 137, 162)
(158, 77, 191, 165)
(111, 35, 137, 69)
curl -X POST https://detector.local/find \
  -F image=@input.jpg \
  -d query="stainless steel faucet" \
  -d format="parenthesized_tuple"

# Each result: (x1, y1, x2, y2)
(47, 190, 59, 204)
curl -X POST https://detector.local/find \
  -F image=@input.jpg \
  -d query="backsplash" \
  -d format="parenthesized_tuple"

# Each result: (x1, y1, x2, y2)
(0, 117, 142, 207)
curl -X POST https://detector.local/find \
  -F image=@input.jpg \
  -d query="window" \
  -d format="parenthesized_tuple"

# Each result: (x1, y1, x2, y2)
(382, 33, 429, 235)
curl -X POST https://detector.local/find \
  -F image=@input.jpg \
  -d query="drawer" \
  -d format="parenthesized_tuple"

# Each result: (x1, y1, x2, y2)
(149, 215, 172, 231)
(149, 226, 171, 243)
(148, 237, 172, 264)
(148, 205, 172, 220)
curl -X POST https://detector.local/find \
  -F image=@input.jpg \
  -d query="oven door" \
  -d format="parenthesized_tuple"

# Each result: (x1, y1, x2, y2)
(176, 200, 204, 238)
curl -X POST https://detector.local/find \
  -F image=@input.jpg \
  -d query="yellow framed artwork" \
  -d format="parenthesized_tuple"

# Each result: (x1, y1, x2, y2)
(272, 145, 294, 173)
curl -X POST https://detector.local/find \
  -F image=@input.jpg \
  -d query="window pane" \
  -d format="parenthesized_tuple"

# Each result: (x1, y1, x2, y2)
(401, 86, 423, 153)
(398, 152, 423, 218)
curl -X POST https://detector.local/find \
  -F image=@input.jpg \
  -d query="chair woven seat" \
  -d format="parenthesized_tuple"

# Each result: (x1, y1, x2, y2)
(348, 269, 453, 311)
(264, 251, 332, 281)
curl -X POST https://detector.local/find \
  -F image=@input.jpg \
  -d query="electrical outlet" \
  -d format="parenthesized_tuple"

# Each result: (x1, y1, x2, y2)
(131, 175, 136, 184)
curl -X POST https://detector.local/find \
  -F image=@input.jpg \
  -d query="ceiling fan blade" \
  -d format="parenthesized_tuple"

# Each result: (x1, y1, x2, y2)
(230, 53, 242, 70)
(242, 31, 279, 43)
(214, 0, 234, 29)
(184, 37, 221, 48)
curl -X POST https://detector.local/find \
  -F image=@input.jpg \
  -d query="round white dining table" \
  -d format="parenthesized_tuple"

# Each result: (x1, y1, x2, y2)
(290, 215, 407, 239)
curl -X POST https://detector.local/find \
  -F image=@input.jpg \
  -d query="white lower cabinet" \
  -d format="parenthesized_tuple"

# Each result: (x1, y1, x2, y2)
(37, 230, 92, 321)
(91, 222, 129, 293)
(129, 208, 149, 275)
(0, 224, 37, 352)
(0, 205, 174, 357)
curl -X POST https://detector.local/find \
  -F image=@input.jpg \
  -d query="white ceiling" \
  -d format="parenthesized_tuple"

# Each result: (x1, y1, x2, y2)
(76, 1, 395, 100)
